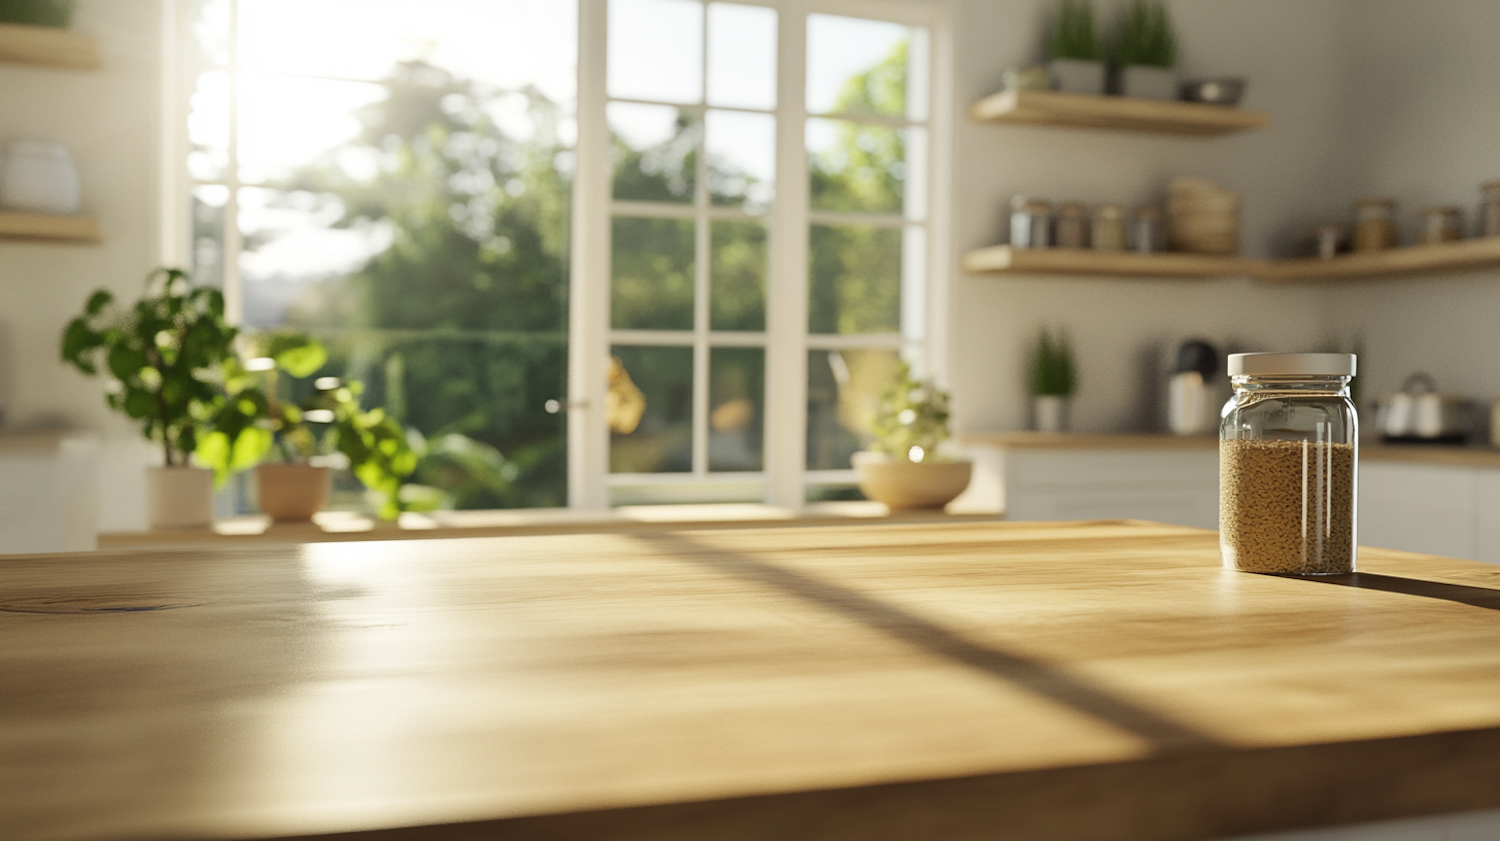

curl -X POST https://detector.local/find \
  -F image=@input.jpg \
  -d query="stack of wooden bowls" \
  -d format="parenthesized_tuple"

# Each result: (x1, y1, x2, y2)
(1168, 177, 1239, 254)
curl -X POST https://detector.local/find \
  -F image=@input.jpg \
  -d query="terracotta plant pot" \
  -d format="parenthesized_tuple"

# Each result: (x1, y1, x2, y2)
(255, 464, 332, 522)
(853, 454, 973, 511)
(147, 466, 214, 529)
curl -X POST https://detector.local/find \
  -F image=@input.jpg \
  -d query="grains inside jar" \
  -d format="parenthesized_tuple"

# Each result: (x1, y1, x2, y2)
(1220, 439, 1355, 575)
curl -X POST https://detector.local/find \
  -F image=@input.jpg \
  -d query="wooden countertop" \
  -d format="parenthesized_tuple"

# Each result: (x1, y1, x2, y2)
(7, 520, 1500, 840)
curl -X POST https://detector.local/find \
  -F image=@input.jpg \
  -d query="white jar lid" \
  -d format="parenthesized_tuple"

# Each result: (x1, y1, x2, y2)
(1228, 352, 1356, 376)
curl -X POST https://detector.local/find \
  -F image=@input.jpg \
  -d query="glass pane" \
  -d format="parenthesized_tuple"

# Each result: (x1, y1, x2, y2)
(807, 118, 904, 214)
(238, 187, 396, 328)
(190, 0, 230, 67)
(610, 102, 699, 203)
(707, 110, 774, 211)
(303, 331, 569, 510)
(707, 3, 776, 110)
(191, 185, 228, 290)
(807, 349, 900, 470)
(611, 345, 693, 473)
(612, 216, 695, 331)
(809, 224, 901, 335)
(709, 347, 764, 472)
(238, 73, 386, 184)
(238, 0, 578, 100)
(710, 220, 766, 332)
(608, 0, 704, 105)
(187, 69, 229, 181)
(806, 14, 911, 117)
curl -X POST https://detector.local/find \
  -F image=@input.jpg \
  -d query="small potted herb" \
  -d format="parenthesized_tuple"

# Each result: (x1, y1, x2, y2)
(1031, 327, 1077, 432)
(852, 361, 972, 511)
(1112, 0, 1178, 100)
(1047, 0, 1106, 95)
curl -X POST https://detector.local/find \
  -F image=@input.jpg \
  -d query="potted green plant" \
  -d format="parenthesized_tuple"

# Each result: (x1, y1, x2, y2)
(852, 361, 972, 511)
(1031, 327, 1077, 432)
(60, 267, 260, 528)
(1047, 0, 1105, 95)
(205, 329, 419, 522)
(1112, 0, 1178, 100)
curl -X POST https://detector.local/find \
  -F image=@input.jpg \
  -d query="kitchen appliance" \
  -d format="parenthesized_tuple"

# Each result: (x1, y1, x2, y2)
(1374, 373, 1472, 442)
(1168, 339, 1219, 435)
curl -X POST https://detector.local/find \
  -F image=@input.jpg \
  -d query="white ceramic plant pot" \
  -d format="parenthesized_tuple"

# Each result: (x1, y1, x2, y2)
(1033, 395, 1071, 433)
(255, 464, 332, 522)
(1048, 58, 1106, 95)
(1118, 65, 1178, 100)
(853, 453, 973, 511)
(147, 466, 214, 529)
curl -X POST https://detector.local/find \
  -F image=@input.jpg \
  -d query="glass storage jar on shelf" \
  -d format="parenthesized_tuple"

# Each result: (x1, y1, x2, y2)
(1220, 352, 1358, 576)
(1352, 198, 1397, 251)
(1054, 202, 1087, 249)
(1010, 196, 1052, 249)
(1419, 205, 1462, 245)
(1090, 203, 1126, 250)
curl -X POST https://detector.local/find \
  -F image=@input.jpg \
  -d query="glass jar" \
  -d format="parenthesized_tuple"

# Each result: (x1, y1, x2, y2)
(1352, 198, 1397, 251)
(1054, 202, 1087, 249)
(1420, 205, 1462, 245)
(1481, 181, 1500, 238)
(1129, 206, 1162, 253)
(1220, 352, 1358, 576)
(1091, 203, 1126, 251)
(1010, 196, 1052, 249)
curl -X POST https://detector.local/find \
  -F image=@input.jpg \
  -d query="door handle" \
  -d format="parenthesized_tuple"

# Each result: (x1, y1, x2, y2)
(545, 399, 590, 414)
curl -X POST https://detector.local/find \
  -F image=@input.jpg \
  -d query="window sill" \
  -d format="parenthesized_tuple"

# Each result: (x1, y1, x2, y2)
(99, 502, 1001, 551)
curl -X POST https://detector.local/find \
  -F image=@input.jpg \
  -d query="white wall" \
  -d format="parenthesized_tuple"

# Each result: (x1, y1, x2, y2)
(0, 0, 163, 530)
(944, 0, 1357, 434)
(1329, 0, 1500, 413)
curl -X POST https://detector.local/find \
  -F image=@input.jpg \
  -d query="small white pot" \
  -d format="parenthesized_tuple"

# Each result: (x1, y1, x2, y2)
(853, 453, 973, 511)
(1048, 58, 1106, 95)
(1, 139, 80, 214)
(147, 466, 214, 529)
(1033, 395, 1071, 433)
(1118, 65, 1178, 100)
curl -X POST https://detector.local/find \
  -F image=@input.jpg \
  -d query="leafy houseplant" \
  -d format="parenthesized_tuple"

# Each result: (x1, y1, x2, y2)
(1112, 0, 1179, 99)
(206, 330, 419, 522)
(1047, 0, 1106, 95)
(1031, 328, 1077, 432)
(60, 267, 253, 527)
(854, 362, 971, 511)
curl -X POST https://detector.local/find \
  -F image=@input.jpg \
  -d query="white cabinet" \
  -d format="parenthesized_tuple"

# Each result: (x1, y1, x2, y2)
(0, 430, 98, 554)
(1359, 461, 1480, 561)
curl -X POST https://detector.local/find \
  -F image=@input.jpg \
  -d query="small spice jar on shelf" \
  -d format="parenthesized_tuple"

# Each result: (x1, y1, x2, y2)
(1480, 181, 1500, 238)
(1091, 203, 1126, 251)
(1053, 202, 1087, 249)
(1419, 205, 1463, 245)
(1010, 196, 1052, 249)
(1129, 206, 1162, 253)
(1352, 198, 1397, 251)
(1220, 352, 1358, 576)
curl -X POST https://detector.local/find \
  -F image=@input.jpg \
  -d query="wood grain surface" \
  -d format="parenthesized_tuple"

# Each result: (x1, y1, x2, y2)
(961, 244, 1266, 279)
(6, 520, 1500, 840)
(968, 89, 1271, 136)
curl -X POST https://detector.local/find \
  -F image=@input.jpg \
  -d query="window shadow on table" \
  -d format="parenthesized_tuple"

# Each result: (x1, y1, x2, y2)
(1300, 572, 1500, 612)
(635, 531, 1221, 752)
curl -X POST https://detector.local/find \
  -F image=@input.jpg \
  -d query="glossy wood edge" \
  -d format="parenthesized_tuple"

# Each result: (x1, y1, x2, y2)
(1257, 237, 1500, 283)
(0, 22, 99, 70)
(969, 89, 1271, 137)
(0, 211, 101, 244)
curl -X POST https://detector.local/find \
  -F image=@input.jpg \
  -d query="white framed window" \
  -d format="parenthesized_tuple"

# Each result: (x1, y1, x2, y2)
(571, 0, 945, 508)
(168, 0, 947, 512)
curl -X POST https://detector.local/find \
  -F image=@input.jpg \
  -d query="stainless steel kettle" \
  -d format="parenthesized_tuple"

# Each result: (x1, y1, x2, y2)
(1374, 373, 1472, 442)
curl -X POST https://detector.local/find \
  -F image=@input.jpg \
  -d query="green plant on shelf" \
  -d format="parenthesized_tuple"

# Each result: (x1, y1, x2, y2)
(1031, 327, 1077, 397)
(1114, 0, 1177, 69)
(870, 361, 953, 463)
(1049, 0, 1104, 61)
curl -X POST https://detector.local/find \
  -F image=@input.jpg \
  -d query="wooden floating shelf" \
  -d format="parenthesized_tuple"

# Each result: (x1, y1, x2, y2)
(1258, 237, 1500, 283)
(0, 22, 98, 70)
(969, 89, 1271, 137)
(0, 211, 100, 244)
(962, 245, 1264, 279)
